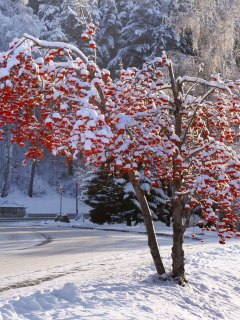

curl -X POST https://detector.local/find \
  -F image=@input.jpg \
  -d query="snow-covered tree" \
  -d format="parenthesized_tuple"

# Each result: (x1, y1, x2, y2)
(169, 0, 240, 78)
(81, 167, 142, 226)
(143, 176, 172, 226)
(38, 0, 67, 41)
(1, 34, 240, 283)
(0, 0, 42, 196)
(115, 0, 133, 28)
(81, 168, 119, 224)
(116, 0, 163, 68)
(27, 0, 39, 14)
(62, 1, 100, 50)
(0, 0, 42, 51)
(97, 0, 121, 71)
(82, 166, 170, 226)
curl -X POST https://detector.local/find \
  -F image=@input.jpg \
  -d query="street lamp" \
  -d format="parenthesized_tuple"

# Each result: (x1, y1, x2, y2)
(59, 184, 64, 216)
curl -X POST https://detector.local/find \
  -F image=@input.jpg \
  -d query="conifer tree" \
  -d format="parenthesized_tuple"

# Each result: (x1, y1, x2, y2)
(115, 0, 133, 28)
(81, 168, 115, 224)
(117, 0, 163, 68)
(38, 0, 66, 41)
(97, 0, 121, 70)
(27, 0, 39, 14)
(0, 0, 41, 51)
(60, 0, 86, 46)
(81, 167, 170, 226)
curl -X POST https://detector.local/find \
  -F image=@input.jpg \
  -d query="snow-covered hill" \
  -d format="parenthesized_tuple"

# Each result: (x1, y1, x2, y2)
(0, 188, 90, 214)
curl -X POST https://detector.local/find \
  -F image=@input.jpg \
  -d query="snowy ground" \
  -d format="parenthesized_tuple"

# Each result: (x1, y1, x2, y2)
(1, 191, 240, 319)
(0, 220, 240, 319)
(0, 189, 90, 214)
(0, 241, 240, 319)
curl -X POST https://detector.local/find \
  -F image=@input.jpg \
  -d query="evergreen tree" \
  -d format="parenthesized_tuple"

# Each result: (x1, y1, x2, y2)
(38, 0, 100, 60)
(81, 168, 122, 225)
(168, 0, 193, 13)
(81, 167, 171, 226)
(140, 175, 171, 226)
(115, 0, 133, 28)
(150, 21, 182, 59)
(60, 0, 86, 45)
(27, 0, 39, 14)
(97, 0, 122, 70)
(110, 177, 143, 226)
(38, 0, 67, 41)
(115, 0, 163, 68)
(0, 0, 42, 51)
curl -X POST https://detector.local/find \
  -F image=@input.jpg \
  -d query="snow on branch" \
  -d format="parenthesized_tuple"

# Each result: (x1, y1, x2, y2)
(23, 33, 88, 64)
(177, 76, 232, 93)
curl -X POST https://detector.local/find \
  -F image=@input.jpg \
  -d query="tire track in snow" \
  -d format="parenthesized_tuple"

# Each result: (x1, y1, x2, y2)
(16, 232, 53, 250)
(35, 232, 53, 247)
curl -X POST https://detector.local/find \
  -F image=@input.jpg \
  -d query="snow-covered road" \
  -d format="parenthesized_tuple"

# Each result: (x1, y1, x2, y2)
(0, 224, 173, 295)
(0, 223, 234, 295)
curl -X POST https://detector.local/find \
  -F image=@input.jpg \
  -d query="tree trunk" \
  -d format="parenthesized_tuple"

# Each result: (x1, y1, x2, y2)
(126, 215, 132, 226)
(169, 61, 187, 283)
(130, 173, 166, 275)
(172, 198, 186, 283)
(29, 158, 37, 197)
(68, 158, 73, 175)
(1, 124, 13, 198)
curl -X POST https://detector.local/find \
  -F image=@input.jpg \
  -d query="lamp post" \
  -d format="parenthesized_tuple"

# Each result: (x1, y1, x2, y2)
(59, 184, 63, 216)
(76, 156, 78, 215)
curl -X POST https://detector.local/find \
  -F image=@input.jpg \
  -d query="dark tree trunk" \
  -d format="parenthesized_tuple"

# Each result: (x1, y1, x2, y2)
(1, 160, 10, 198)
(130, 172, 166, 275)
(29, 158, 37, 198)
(168, 61, 188, 283)
(126, 215, 132, 226)
(1, 124, 13, 198)
(68, 159, 73, 175)
(172, 198, 186, 283)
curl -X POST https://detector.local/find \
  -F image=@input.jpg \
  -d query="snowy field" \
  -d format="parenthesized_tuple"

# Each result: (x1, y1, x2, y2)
(0, 188, 90, 214)
(0, 220, 240, 320)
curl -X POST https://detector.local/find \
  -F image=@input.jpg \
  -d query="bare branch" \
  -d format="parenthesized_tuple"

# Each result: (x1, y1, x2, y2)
(178, 76, 232, 94)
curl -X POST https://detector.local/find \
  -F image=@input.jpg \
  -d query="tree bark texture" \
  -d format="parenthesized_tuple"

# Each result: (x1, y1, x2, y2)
(126, 215, 132, 226)
(68, 159, 74, 175)
(169, 61, 187, 282)
(172, 198, 186, 282)
(1, 124, 13, 198)
(130, 173, 166, 275)
(29, 158, 37, 197)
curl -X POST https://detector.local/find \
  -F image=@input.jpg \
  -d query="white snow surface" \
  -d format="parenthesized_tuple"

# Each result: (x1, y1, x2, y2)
(0, 219, 240, 319)
(1, 191, 240, 319)
(0, 241, 240, 319)
(0, 188, 90, 214)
